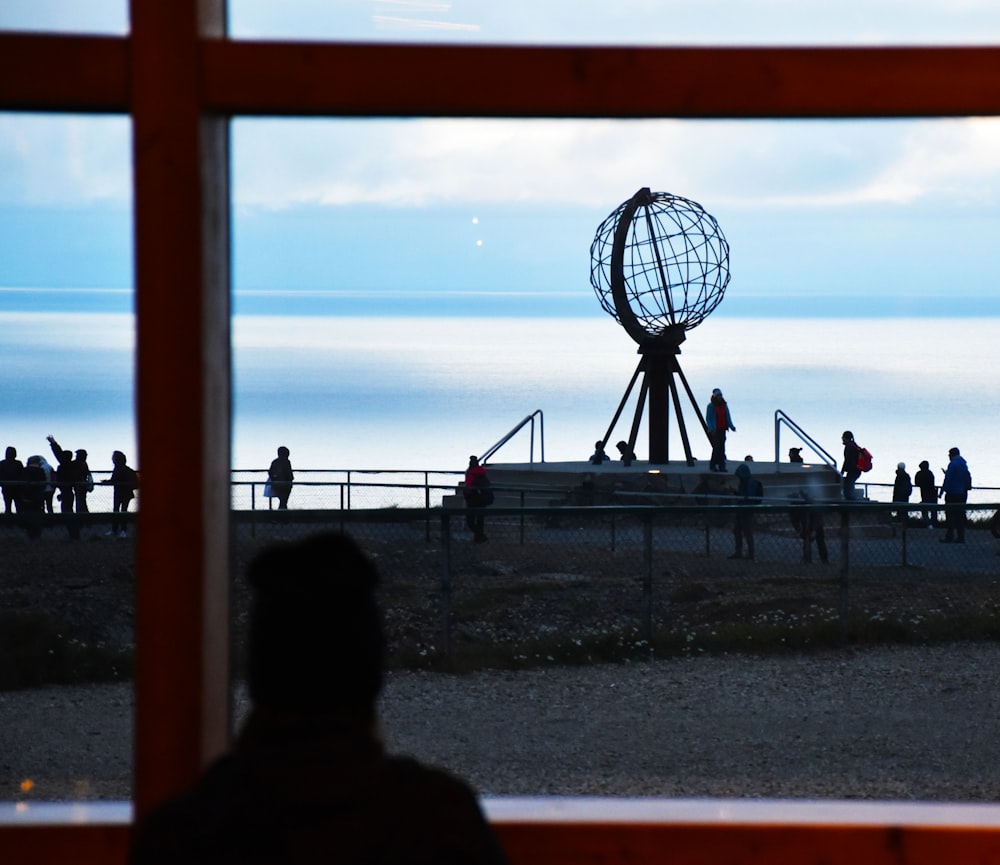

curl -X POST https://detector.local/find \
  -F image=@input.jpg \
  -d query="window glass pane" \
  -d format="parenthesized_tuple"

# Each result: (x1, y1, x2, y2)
(0, 0, 127, 35)
(229, 116, 1000, 799)
(230, 0, 1000, 45)
(0, 113, 135, 801)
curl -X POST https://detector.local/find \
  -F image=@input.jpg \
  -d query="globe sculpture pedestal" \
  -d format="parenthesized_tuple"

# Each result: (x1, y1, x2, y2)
(590, 187, 730, 466)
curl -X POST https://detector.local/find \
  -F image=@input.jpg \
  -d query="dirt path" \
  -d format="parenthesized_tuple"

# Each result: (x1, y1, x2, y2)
(4, 643, 1000, 802)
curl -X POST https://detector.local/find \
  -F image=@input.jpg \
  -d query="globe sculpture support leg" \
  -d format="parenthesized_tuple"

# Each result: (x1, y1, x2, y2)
(601, 345, 707, 467)
(645, 346, 704, 466)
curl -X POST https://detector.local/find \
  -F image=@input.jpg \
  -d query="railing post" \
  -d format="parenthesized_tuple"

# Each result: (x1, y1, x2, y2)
(839, 507, 850, 645)
(250, 482, 256, 538)
(642, 515, 653, 643)
(424, 472, 431, 543)
(901, 508, 908, 567)
(339, 484, 344, 533)
(440, 511, 452, 664)
(346, 470, 352, 511)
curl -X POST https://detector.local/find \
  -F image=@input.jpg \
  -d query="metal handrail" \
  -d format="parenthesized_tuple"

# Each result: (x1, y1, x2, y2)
(479, 409, 545, 465)
(773, 409, 838, 472)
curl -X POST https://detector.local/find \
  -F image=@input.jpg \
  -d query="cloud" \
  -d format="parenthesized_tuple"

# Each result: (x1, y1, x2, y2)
(0, 114, 130, 206)
(5, 110, 1000, 217)
(233, 117, 1000, 212)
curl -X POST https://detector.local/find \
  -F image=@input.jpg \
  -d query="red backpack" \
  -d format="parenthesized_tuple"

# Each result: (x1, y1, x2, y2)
(856, 446, 873, 473)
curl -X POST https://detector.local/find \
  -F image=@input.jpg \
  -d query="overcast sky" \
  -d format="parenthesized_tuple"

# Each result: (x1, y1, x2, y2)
(3, 1, 1000, 316)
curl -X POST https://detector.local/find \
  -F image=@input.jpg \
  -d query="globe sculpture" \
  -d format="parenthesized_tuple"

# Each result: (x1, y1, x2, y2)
(590, 187, 730, 465)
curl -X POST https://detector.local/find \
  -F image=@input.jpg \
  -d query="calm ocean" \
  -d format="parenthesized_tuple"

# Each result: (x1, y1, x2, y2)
(1, 310, 997, 501)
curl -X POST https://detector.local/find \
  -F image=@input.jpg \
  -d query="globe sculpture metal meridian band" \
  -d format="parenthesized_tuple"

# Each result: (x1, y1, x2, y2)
(590, 187, 731, 466)
(590, 187, 730, 348)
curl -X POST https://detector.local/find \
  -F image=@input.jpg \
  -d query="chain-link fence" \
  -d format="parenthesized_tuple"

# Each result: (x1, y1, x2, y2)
(2, 497, 998, 688)
(230, 499, 1000, 673)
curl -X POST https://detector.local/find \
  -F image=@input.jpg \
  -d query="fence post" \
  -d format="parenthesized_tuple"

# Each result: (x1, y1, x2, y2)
(839, 507, 850, 645)
(424, 472, 431, 543)
(901, 509, 908, 567)
(440, 512, 452, 663)
(250, 483, 256, 538)
(642, 515, 653, 643)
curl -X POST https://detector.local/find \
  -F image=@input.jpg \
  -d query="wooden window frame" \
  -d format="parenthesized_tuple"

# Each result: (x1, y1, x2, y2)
(3, 2, 1000, 861)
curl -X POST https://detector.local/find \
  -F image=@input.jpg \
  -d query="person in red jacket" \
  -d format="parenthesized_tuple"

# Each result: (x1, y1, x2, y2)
(705, 388, 736, 473)
(463, 455, 491, 543)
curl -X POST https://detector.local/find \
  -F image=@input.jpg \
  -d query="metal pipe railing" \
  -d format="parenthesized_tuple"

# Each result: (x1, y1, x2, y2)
(774, 409, 839, 472)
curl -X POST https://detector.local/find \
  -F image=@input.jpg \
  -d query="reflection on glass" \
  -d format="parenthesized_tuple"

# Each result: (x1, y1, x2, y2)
(0, 0, 127, 35)
(229, 0, 1000, 46)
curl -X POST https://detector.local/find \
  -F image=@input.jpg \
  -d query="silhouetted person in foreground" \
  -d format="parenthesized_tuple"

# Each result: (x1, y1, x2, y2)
(129, 532, 508, 865)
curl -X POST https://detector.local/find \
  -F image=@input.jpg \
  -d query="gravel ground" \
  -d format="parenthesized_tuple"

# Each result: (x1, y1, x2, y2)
(3, 642, 1000, 802)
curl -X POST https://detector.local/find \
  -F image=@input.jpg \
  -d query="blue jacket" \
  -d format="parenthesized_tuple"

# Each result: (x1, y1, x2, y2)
(705, 399, 735, 433)
(941, 455, 971, 495)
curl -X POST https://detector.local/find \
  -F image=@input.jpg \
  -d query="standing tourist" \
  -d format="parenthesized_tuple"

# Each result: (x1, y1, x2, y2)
(102, 451, 139, 538)
(267, 446, 294, 510)
(939, 446, 971, 544)
(840, 430, 861, 501)
(463, 455, 491, 544)
(19, 456, 48, 540)
(47, 434, 79, 538)
(914, 460, 938, 527)
(0, 446, 24, 513)
(892, 462, 913, 523)
(72, 447, 92, 513)
(729, 461, 759, 561)
(705, 387, 736, 473)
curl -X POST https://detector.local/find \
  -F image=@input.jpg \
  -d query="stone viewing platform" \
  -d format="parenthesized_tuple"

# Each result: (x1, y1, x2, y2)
(447, 458, 842, 508)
